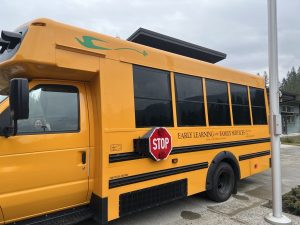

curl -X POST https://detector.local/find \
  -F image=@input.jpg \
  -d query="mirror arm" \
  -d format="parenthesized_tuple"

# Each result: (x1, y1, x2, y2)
(8, 78, 29, 136)
(0, 108, 13, 138)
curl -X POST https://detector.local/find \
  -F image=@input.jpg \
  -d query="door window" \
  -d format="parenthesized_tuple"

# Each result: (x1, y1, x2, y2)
(18, 85, 79, 134)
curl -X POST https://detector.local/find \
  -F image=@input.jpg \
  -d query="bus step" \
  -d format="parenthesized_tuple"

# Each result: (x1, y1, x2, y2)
(9, 206, 94, 225)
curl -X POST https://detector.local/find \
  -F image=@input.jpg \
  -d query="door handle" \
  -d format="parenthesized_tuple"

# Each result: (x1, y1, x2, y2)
(81, 151, 87, 164)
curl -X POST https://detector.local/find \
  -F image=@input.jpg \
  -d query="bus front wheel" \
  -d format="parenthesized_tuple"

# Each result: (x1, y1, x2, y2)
(206, 162, 235, 202)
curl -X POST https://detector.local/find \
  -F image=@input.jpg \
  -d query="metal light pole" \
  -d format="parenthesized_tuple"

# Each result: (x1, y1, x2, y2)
(264, 1, 291, 224)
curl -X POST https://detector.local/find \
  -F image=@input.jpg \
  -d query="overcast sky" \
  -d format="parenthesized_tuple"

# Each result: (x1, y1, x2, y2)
(1, 0, 299, 81)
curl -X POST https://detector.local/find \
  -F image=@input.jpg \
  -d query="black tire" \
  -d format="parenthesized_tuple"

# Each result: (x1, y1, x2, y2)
(206, 162, 235, 202)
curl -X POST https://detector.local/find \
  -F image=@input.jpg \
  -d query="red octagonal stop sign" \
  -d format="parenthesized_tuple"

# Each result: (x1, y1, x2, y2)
(148, 127, 172, 161)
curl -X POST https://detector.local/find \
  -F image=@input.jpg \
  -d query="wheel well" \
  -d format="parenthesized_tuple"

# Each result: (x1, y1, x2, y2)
(206, 151, 240, 194)
(222, 158, 240, 180)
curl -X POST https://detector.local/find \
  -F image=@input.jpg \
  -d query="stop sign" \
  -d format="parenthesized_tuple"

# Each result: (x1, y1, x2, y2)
(148, 127, 172, 161)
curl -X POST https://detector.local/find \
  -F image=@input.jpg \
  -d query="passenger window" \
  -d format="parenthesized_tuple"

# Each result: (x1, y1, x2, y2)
(250, 87, 267, 124)
(230, 84, 251, 125)
(206, 79, 231, 126)
(133, 65, 173, 127)
(175, 73, 205, 126)
(17, 85, 79, 134)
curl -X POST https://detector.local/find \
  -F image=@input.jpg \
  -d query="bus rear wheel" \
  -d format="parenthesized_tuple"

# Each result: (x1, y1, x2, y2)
(207, 162, 235, 202)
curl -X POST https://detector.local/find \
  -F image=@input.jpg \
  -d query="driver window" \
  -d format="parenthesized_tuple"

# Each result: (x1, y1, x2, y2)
(17, 85, 79, 134)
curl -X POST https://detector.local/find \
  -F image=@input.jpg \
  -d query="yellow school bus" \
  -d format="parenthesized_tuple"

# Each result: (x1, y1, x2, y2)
(0, 18, 270, 225)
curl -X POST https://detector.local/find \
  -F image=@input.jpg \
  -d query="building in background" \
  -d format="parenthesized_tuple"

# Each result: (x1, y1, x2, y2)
(280, 92, 300, 134)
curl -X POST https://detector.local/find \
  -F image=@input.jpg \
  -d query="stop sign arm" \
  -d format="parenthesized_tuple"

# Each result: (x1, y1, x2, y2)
(134, 127, 173, 161)
(134, 127, 155, 156)
(134, 138, 149, 156)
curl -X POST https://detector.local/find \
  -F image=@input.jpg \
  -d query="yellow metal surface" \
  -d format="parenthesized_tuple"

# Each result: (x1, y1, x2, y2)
(202, 78, 209, 126)
(250, 156, 270, 175)
(0, 80, 90, 222)
(170, 72, 178, 127)
(0, 18, 271, 223)
(247, 87, 254, 125)
(227, 83, 234, 126)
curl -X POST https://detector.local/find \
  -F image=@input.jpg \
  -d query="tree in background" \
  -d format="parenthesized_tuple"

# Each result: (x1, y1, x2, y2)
(263, 71, 269, 88)
(257, 71, 269, 88)
(280, 67, 300, 95)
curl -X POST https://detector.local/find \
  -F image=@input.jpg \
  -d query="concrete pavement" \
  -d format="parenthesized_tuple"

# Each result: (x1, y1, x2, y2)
(81, 145, 300, 225)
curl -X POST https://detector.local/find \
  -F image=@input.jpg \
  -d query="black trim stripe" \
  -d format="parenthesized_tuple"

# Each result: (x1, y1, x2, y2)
(109, 162, 208, 189)
(239, 150, 271, 161)
(109, 138, 270, 163)
(110, 152, 142, 163)
(172, 138, 270, 154)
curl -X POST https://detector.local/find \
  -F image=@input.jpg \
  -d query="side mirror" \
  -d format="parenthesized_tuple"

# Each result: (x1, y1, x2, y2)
(9, 78, 29, 135)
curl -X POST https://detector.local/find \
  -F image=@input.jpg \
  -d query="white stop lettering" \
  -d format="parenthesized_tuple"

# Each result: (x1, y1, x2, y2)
(152, 138, 170, 150)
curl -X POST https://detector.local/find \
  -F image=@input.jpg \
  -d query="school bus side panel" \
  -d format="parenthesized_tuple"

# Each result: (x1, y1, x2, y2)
(101, 59, 135, 131)
(87, 69, 105, 198)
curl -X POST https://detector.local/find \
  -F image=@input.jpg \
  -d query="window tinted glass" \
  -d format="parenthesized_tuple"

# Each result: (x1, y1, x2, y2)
(175, 74, 203, 101)
(207, 103, 230, 125)
(133, 66, 171, 100)
(135, 99, 173, 127)
(232, 105, 251, 125)
(250, 87, 267, 125)
(133, 65, 173, 127)
(231, 84, 249, 105)
(18, 85, 79, 133)
(177, 101, 205, 126)
(230, 84, 251, 125)
(250, 88, 265, 107)
(175, 74, 205, 126)
(206, 79, 229, 104)
(206, 79, 231, 126)
(252, 107, 267, 124)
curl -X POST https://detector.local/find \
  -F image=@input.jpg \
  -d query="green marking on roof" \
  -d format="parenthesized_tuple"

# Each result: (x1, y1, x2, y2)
(76, 35, 148, 56)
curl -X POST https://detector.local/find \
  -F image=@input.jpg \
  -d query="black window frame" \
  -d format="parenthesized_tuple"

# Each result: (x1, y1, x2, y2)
(230, 83, 251, 125)
(16, 84, 81, 135)
(206, 79, 231, 126)
(174, 73, 206, 127)
(250, 87, 267, 125)
(133, 65, 174, 128)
